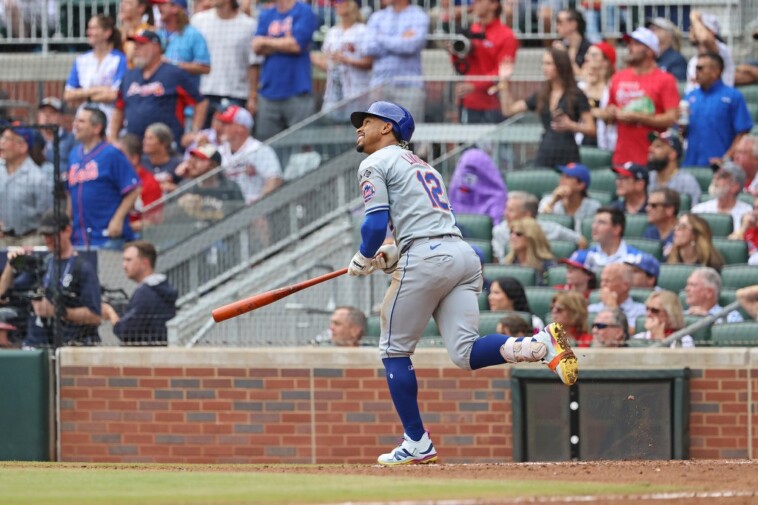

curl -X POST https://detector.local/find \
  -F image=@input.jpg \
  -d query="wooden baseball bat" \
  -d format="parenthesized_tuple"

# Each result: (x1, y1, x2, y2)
(212, 267, 349, 323)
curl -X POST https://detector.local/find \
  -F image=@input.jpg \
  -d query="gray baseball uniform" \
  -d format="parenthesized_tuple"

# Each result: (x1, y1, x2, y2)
(359, 144, 483, 369)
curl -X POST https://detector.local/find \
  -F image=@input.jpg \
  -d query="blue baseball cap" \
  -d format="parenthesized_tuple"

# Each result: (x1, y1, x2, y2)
(612, 161, 649, 184)
(151, 0, 188, 9)
(559, 249, 595, 275)
(7, 127, 34, 149)
(624, 252, 660, 279)
(556, 163, 591, 187)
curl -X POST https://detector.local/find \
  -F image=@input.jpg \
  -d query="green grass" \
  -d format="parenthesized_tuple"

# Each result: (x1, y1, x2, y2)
(0, 463, 670, 505)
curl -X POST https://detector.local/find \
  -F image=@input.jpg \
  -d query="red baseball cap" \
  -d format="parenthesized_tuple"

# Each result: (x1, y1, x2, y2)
(217, 105, 254, 130)
(592, 41, 616, 69)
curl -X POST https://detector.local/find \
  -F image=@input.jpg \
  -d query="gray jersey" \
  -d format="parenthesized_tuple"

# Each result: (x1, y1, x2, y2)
(359, 145, 461, 251)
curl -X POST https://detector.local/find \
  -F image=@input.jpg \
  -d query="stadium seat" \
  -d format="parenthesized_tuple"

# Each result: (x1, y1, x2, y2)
(623, 214, 651, 238)
(537, 214, 574, 230)
(482, 264, 537, 286)
(580, 216, 593, 241)
(505, 169, 558, 199)
(681, 315, 712, 346)
(579, 146, 612, 170)
(657, 264, 697, 293)
(721, 265, 758, 289)
(627, 338, 655, 348)
(679, 193, 692, 212)
(456, 213, 493, 241)
(680, 166, 714, 194)
(738, 193, 756, 206)
(629, 288, 654, 304)
(547, 265, 567, 286)
(697, 213, 733, 237)
(625, 238, 663, 260)
(479, 290, 489, 310)
(588, 289, 600, 305)
(710, 322, 758, 346)
(479, 311, 532, 335)
(748, 101, 758, 125)
(588, 169, 617, 195)
(551, 240, 576, 259)
(738, 84, 758, 103)
(524, 286, 557, 322)
(588, 190, 613, 205)
(717, 289, 751, 319)
(712, 238, 748, 265)
(466, 239, 493, 263)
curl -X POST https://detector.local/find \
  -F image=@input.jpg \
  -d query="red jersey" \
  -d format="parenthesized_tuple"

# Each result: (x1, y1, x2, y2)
(608, 66, 680, 165)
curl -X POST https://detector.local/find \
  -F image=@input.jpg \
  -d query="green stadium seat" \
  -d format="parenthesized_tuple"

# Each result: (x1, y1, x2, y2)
(712, 238, 748, 265)
(721, 265, 758, 289)
(680, 166, 714, 194)
(478, 290, 489, 310)
(696, 213, 733, 237)
(681, 315, 712, 346)
(547, 265, 567, 286)
(466, 239, 493, 263)
(657, 264, 698, 293)
(748, 101, 758, 124)
(629, 288, 654, 304)
(627, 338, 655, 347)
(482, 264, 537, 286)
(588, 289, 600, 305)
(679, 193, 692, 212)
(717, 289, 751, 320)
(710, 322, 758, 347)
(537, 214, 574, 230)
(737, 84, 758, 103)
(589, 169, 617, 195)
(479, 311, 532, 334)
(456, 213, 493, 241)
(524, 286, 557, 322)
(588, 190, 613, 206)
(623, 214, 651, 238)
(580, 146, 612, 170)
(580, 216, 593, 242)
(551, 240, 576, 259)
(505, 169, 559, 200)
(625, 237, 663, 260)
(738, 193, 756, 206)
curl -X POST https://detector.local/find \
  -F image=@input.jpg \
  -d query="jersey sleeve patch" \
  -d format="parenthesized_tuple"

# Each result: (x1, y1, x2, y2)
(362, 181, 376, 203)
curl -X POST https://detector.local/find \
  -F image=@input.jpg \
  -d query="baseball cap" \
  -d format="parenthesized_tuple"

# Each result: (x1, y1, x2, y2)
(38, 209, 71, 235)
(38, 97, 64, 112)
(217, 105, 254, 130)
(612, 161, 649, 184)
(716, 161, 746, 187)
(559, 250, 595, 275)
(623, 27, 660, 57)
(624, 252, 660, 279)
(556, 162, 591, 187)
(151, 0, 188, 9)
(648, 129, 683, 159)
(189, 144, 222, 166)
(646, 17, 678, 34)
(592, 41, 616, 69)
(127, 29, 162, 46)
(700, 13, 724, 42)
(6, 126, 34, 149)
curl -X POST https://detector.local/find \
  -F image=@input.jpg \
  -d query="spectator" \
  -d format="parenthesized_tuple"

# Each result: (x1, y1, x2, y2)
(736, 284, 758, 320)
(487, 276, 544, 331)
(632, 290, 693, 347)
(327, 305, 366, 347)
(496, 314, 532, 338)
(691, 162, 752, 231)
(668, 213, 725, 271)
(684, 267, 743, 323)
(180, 110, 224, 165)
(611, 162, 648, 215)
(553, 8, 591, 76)
(141, 122, 183, 191)
(683, 53, 753, 167)
(558, 250, 597, 299)
(538, 163, 601, 231)
(119, 0, 155, 68)
(0, 0, 58, 39)
(624, 251, 660, 289)
(601, 26, 680, 166)
(685, 11, 735, 93)
(154, 0, 211, 89)
(0, 319, 17, 349)
(502, 217, 555, 286)
(362, 0, 428, 125)
(63, 14, 127, 120)
(733, 135, 758, 194)
(36, 98, 77, 177)
(0, 127, 53, 246)
(113, 134, 163, 232)
(217, 105, 283, 204)
(498, 48, 595, 168)
(731, 196, 758, 255)
(101, 240, 177, 344)
(69, 106, 141, 249)
(192, 0, 261, 128)
(585, 207, 642, 272)
(252, 0, 317, 140)
(647, 129, 702, 205)
(110, 29, 208, 149)
(579, 42, 616, 150)
(550, 291, 592, 347)
(312, 0, 372, 123)
(450, 0, 517, 124)
(448, 148, 507, 226)
(646, 17, 687, 82)
(492, 191, 586, 262)
(0, 210, 102, 348)
(591, 308, 629, 348)
(643, 187, 680, 258)
(588, 263, 646, 333)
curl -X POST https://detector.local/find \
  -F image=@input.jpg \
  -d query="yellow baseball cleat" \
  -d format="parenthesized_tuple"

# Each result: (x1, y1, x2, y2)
(535, 322, 579, 386)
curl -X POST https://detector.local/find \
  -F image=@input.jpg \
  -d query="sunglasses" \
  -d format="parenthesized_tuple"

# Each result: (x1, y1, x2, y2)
(510, 230, 524, 237)
(592, 322, 619, 330)
(647, 202, 667, 209)
(646, 306, 662, 315)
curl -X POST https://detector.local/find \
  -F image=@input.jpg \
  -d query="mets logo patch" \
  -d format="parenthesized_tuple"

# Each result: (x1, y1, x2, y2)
(362, 181, 376, 203)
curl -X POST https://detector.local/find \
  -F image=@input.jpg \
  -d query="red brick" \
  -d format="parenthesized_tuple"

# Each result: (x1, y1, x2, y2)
(61, 388, 90, 399)
(218, 368, 247, 377)
(705, 392, 739, 402)
(91, 388, 121, 399)
(186, 368, 216, 377)
(201, 400, 232, 411)
(170, 401, 202, 411)
(140, 378, 169, 388)
(122, 367, 153, 376)
(90, 367, 121, 377)
(155, 412, 183, 422)
(203, 424, 232, 434)
(123, 389, 153, 400)
(171, 424, 202, 434)
(61, 366, 89, 375)
(702, 370, 740, 379)
(249, 368, 280, 377)
(202, 379, 232, 388)
(153, 368, 186, 377)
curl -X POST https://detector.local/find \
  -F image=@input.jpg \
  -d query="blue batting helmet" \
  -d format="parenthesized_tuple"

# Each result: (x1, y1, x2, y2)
(350, 101, 415, 142)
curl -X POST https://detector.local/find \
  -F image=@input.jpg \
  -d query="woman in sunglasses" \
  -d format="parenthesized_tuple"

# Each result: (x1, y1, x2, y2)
(550, 291, 592, 347)
(632, 290, 694, 348)
(502, 217, 556, 286)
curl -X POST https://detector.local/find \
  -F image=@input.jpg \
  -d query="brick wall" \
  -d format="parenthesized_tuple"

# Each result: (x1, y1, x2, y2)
(57, 348, 758, 463)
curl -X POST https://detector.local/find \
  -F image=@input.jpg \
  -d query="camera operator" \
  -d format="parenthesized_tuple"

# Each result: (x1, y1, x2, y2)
(449, 0, 518, 124)
(0, 210, 102, 348)
(101, 240, 177, 345)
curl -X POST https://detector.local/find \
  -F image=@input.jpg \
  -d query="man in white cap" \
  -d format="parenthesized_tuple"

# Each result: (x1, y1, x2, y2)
(646, 17, 687, 81)
(216, 105, 282, 204)
(600, 26, 680, 167)
(685, 11, 734, 93)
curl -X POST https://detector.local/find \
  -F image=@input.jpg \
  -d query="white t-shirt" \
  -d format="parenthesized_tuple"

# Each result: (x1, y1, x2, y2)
(690, 198, 752, 231)
(219, 137, 282, 204)
(321, 23, 371, 109)
(192, 10, 263, 99)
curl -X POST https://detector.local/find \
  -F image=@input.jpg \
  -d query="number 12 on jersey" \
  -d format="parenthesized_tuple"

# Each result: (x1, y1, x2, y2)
(416, 171, 450, 211)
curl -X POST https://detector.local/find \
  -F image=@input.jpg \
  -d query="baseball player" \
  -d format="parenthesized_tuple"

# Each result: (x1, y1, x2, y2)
(347, 101, 578, 466)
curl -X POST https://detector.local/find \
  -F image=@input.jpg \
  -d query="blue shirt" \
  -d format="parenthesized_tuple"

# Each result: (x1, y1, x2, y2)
(364, 5, 429, 88)
(656, 47, 688, 82)
(159, 25, 211, 89)
(255, 2, 317, 100)
(683, 80, 754, 166)
(642, 224, 674, 258)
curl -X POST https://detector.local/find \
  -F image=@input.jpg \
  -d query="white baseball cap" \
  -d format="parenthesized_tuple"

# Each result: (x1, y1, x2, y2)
(700, 13, 724, 41)
(217, 105, 254, 130)
(623, 26, 660, 57)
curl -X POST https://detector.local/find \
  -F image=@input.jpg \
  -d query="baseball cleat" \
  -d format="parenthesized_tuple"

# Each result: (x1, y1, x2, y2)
(377, 432, 438, 466)
(535, 322, 579, 386)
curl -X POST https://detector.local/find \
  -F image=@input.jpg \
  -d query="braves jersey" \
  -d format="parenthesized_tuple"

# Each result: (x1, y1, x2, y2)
(68, 142, 141, 247)
(359, 145, 461, 252)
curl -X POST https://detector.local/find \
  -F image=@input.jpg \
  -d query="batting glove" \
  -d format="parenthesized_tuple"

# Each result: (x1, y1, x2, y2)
(348, 251, 374, 276)
(371, 244, 399, 274)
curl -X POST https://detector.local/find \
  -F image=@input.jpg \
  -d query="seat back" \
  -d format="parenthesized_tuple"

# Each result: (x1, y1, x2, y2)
(625, 238, 663, 260)
(657, 264, 698, 292)
(588, 190, 613, 205)
(551, 240, 577, 259)
(681, 314, 712, 345)
(455, 213, 493, 241)
(629, 288, 654, 304)
(479, 311, 532, 335)
(712, 238, 748, 265)
(482, 264, 537, 286)
(588, 170, 618, 195)
(681, 166, 715, 193)
(721, 264, 758, 289)
(466, 239, 493, 263)
(547, 265, 567, 286)
(623, 214, 650, 238)
(580, 146, 612, 170)
(679, 193, 692, 212)
(697, 212, 733, 237)
(710, 322, 758, 347)
(524, 286, 557, 322)
(505, 169, 559, 200)
(537, 214, 574, 230)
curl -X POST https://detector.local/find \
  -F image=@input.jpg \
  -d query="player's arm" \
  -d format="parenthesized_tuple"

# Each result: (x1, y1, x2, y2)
(260, 176, 283, 199)
(616, 106, 679, 128)
(348, 210, 391, 276)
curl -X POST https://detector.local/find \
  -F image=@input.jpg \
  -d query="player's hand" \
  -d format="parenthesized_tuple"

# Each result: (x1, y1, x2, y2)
(371, 244, 399, 274)
(348, 251, 374, 276)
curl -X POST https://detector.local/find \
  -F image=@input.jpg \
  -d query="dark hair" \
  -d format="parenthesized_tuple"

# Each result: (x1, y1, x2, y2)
(597, 206, 626, 235)
(700, 52, 725, 73)
(82, 105, 108, 138)
(492, 276, 531, 313)
(651, 187, 681, 214)
(137, 0, 155, 25)
(118, 133, 143, 159)
(92, 14, 123, 52)
(498, 314, 532, 337)
(561, 8, 586, 37)
(536, 47, 582, 116)
(126, 240, 158, 269)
